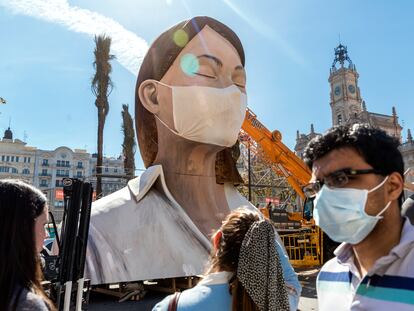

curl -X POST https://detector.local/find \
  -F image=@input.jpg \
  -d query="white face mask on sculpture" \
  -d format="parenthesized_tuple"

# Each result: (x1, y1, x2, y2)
(314, 176, 391, 244)
(154, 82, 247, 147)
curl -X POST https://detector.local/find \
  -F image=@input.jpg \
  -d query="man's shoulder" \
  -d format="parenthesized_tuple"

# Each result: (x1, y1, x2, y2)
(318, 257, 351, 283)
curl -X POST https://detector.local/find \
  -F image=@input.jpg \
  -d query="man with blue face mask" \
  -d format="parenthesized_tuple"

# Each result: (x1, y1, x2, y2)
(302, 124, 414, 311)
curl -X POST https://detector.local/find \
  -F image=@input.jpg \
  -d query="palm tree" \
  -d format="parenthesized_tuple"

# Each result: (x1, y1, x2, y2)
(121, 104, 136, 179)
(92, 35, 114, 198)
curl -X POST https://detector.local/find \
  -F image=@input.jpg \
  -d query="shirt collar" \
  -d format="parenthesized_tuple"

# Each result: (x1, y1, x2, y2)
(334, 217, 414, 271)
(127, 165, 165, 203)
(198, 271, 234, 286)
(388, 217, 414, 258)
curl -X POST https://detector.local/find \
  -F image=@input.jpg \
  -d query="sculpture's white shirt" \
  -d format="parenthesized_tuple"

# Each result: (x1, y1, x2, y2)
(85, 165, 255, 285)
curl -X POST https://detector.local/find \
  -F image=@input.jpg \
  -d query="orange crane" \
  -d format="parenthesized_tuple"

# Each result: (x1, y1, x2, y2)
(240, 109, 336, 267)
(240, 108, 311, 199)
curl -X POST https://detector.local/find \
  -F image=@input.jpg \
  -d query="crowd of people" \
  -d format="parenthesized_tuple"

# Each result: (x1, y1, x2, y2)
(1, 15, 414, 311)
(2, 123, 414, 310)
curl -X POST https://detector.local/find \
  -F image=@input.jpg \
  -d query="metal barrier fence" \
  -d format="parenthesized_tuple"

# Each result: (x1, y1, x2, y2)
(279, 227, 323, 268)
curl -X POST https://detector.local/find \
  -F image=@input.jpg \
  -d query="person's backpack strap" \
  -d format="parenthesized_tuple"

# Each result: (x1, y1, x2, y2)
(167, 292, 181, 311)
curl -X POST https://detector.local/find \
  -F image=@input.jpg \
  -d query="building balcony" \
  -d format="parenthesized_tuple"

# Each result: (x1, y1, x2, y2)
(76, 165, 84, 169)
(40, 184, 49, 188)
(56, 164, 71, 168)
(41, 163, 49, 167)
(38, 173, 52, 177)
(56, 173, 70, 177)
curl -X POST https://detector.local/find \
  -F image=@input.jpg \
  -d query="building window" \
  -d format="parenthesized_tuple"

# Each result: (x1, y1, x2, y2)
(16, 156, 19, 162)
(6, 156, 10, 162)
(55, 200, 64, 208)
(114, 168, 118, 173)
(24, 157, 26, 163)
(40, 180, 48, 187)
(0, 166, 10, 173)
(105, 167, 109, 172)
(11, 156, 14, 162)
(11, 168, 18, 174)
(42, 159, 49, 166)
(337, 114, 342, 125)
(77, 161, 83, 168)
(42, 169, 48, 175)
(56, 180, 63, 187)
(22, 168, 30, 175)
(1, 155, 4, 161)
(65, 170, 69, 176)
(66, 161, 70, 167)
(28, 157, 31, 163)
(77, 171, 83, 178)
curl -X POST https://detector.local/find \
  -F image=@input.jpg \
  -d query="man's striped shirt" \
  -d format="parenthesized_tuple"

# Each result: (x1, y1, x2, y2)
(317, 218, 414, 310)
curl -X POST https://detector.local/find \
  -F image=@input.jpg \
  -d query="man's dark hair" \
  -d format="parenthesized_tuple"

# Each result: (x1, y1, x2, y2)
(303, 123, 404, 206)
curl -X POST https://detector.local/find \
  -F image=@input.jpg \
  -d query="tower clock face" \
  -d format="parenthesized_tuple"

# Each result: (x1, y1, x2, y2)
(334, 85, 341, 96)
(348, 84, 356, 94)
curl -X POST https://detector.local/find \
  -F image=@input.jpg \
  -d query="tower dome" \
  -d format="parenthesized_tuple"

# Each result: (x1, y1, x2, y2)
(3, 127, 13, 140)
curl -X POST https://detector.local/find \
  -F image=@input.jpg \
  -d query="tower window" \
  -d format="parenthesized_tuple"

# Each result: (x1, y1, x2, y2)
(337, 115, 343, 125)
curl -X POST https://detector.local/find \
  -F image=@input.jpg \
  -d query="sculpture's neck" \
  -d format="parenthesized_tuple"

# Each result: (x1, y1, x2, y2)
(153, 127, 229, 236)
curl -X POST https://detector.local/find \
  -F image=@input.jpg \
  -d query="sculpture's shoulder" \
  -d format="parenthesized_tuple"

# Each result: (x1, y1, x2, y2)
(92, 185, 132, 212)
(223, 183, 256, 212)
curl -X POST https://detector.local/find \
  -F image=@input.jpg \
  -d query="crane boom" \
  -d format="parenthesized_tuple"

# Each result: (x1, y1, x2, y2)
(241, 108, 311, 199)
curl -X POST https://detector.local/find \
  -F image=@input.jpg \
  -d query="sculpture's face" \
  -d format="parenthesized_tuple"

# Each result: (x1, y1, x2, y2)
(155, 26, 247, 131)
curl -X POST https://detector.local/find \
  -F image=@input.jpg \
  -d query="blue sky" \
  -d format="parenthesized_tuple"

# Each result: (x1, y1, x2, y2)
(0, 0, 413, 170)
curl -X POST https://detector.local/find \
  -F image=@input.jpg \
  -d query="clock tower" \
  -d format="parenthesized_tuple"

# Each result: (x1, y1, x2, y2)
(329, 44, 362, 126)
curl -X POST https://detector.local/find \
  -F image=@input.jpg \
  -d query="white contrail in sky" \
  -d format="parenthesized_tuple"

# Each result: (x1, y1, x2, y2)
(1, 0, 148, 75)
(222, 0, 305, 66)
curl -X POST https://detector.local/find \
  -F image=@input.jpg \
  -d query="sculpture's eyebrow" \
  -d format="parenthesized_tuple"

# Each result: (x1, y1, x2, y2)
(197, 54, 223, 67)
(197, 54, 245, 72)
(234, 65, 245, 72)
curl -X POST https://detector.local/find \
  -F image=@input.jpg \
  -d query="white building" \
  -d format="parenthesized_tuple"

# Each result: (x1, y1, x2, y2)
(0, 127, 36, 184)
(0, 128, 127, 221)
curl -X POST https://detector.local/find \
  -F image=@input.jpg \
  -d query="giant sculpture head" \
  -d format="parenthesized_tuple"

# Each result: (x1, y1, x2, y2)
(136, 16, 246, 183)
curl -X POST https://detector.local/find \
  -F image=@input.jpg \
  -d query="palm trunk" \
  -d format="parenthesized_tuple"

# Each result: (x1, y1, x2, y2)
(96, 109, 105, 197)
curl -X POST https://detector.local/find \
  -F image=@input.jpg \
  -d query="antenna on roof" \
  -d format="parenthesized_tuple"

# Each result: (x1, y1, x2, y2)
(23, 131, 28, 143)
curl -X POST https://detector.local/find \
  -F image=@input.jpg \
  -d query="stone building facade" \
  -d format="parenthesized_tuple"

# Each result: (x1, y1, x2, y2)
(294, 44, 414, 192)
(295, 44, 404, 155)
(0, 128, 36, 184)
(0, 128, 127, 221)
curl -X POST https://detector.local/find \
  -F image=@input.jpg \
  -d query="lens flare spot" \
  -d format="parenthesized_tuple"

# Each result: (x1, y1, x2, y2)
(173, 29, 189, 47)
(180, 53, 199, 76)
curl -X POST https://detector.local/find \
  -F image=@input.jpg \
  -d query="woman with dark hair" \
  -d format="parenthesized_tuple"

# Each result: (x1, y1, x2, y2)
(153, 208, 290, 311)
(0, 179, 55, 310)
(86, 17, 300, 309)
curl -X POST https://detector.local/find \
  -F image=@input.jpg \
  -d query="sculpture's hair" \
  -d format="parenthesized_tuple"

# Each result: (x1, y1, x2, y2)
(135, 16, 244, 184)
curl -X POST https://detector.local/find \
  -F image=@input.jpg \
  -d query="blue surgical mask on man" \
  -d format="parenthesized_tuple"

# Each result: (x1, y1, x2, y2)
(314, 176, 391, 244)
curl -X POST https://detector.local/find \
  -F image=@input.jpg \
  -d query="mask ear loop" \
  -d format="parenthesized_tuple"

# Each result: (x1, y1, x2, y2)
(368, 176, 391, 218)
(368, 176, 389, 193)
(376, 201, 392, 218)
(151, 81, 182, 137)
(153, 114, 181, 137)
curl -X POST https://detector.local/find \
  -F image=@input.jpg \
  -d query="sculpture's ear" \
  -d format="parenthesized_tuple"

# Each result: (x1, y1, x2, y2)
(138, 79, 160, 114)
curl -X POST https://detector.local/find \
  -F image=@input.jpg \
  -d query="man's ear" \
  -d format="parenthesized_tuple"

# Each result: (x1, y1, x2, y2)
(138, 79, 159, 114)
(387, 172, 404, 201)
